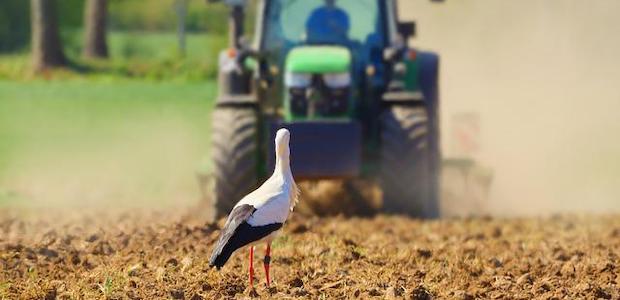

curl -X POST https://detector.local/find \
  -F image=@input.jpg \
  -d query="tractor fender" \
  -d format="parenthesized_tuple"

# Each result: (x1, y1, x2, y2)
(416, 50, 440, 112)
(416, 50, 440, 134)
(216, 49, 256, 106)
(416, 50, 441, 205)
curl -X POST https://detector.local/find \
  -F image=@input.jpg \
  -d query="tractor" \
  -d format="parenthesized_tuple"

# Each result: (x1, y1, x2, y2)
(207, 0, 442, 218)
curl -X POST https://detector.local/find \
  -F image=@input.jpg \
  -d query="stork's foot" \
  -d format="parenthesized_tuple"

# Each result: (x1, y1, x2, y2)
(246, 287, 259, 298)
(267, 286, 278, 294)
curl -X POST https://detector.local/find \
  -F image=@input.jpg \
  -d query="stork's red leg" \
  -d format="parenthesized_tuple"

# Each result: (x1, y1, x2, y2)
(249, 246, 254, 287)
(264, 243, 271, 287)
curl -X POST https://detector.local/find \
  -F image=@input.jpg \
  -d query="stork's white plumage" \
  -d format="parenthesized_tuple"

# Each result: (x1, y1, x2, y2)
(209, 128, 298, 287)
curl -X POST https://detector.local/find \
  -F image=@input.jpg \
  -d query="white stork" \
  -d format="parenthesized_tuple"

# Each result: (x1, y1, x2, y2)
(209, 128, 299, 288)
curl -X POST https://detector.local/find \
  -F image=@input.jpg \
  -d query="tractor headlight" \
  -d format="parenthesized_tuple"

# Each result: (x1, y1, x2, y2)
(285, 72, 351, 117)
(285, 72, 311, 88)
(323, 72, 351, 89)
(289, 87, 308, 115)
(285, 72, 310, 116)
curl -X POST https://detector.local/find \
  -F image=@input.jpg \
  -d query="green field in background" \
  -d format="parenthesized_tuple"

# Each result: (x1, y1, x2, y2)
(0, 80, 217, 207)
(0, 31, 227, 80)
(0, 28, 226, 207)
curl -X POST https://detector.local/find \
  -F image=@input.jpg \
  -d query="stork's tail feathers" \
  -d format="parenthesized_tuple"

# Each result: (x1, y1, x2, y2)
(209, 250, 233, 270)
(290, 180, 300, 212)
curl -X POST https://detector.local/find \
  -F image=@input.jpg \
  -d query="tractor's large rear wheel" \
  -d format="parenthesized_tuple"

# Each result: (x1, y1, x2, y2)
(380, 105, 439, 218)
(211, 106, 259, 218)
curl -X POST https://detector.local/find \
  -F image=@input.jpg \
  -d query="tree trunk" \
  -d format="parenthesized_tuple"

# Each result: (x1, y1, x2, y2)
(82, 0, 108, 59)
(175, 0, 188, 57)
(31, 0, 66, 72)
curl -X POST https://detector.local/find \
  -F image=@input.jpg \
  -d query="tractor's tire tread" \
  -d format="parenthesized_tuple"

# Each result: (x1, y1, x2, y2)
(380, 106, 438, 218)
(211, 106, 259, 217)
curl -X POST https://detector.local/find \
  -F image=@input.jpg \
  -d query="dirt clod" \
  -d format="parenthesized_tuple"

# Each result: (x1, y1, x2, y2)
(70, 253, 81, 265)
(289, 277, 304, 288)
(38, 247, 58, 258)
(86, 234, 99, 242)
(201, 283, 212, 291)
(594, 287, 612, 299)
(290, 223, 308, 234)
(489, 257, 502, 268)
(386, 286, 403, 298)
(91, 241, 114, 255)
(516, 273, 532, 285)
(166, 258, 179, 267)
(170, 288, 184, 299)
(190, 294, 203, 300)
(417, 248, 433, 258)
(411, 286, 433, 300)
(368, 288, 382, 296)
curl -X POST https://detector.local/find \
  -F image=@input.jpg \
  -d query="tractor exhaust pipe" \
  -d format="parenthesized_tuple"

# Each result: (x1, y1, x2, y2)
(207, 0, 247, 49)
(229, 5, 244, 49)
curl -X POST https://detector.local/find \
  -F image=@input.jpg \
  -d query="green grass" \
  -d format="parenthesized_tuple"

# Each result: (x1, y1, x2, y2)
(0, 29, 226, 207)
(0, 79, 217, 208)
(0, 31, 227, 81)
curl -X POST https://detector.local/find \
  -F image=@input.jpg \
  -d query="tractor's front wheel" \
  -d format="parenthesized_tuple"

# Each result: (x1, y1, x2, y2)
(211, 106, 259, 218)
(380, 105, 439, 218)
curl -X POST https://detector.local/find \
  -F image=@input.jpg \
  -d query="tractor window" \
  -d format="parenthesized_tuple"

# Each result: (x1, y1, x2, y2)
(262, 0, 382, 54)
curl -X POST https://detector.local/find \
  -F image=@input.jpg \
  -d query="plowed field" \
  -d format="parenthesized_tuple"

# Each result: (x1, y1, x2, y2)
(1, 209, 619, 299)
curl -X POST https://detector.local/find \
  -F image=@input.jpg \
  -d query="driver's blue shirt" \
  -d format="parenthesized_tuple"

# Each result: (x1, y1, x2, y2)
(305, 6, 350, 44)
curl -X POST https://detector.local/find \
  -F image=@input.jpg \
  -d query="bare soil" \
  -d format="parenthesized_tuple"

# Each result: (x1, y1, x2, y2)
(1, 209, 619, 299)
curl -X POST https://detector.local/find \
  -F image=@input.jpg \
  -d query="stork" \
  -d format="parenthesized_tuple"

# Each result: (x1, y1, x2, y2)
(209, 128, 299, 288)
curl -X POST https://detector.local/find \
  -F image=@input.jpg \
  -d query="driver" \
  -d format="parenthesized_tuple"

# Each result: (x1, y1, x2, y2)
(305, 0, 350, 44)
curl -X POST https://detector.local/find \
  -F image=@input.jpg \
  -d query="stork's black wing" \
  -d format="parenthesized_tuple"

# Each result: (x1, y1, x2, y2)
(209, 204, 282, 269)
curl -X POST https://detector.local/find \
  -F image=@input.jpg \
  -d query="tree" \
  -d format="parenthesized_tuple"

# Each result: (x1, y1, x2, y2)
(174, 0, 188, 57)
(82, 0, 108, 58)
(31, 0, 66, 71)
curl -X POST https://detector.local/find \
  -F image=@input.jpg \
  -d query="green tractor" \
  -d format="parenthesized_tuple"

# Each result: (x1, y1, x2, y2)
(209, 0, 442, 218)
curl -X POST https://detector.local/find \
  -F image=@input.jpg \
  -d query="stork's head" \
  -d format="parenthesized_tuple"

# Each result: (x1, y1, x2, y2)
(275, 128, 291, 158)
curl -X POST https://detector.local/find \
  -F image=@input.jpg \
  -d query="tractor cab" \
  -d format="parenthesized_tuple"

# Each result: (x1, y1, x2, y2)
(257, 0, 404, 120)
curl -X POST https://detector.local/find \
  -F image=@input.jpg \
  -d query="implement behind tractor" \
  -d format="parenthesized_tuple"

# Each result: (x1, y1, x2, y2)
(207, 0, 443, 218)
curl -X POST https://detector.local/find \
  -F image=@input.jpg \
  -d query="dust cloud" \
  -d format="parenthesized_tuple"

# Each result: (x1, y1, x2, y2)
(402, 0, 620, 215)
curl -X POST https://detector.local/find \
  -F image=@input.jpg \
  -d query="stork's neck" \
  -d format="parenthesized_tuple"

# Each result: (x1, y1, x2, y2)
(273, 144, 298, 211)
(274, 141, 292, 177)
(274, 154, 291, 177)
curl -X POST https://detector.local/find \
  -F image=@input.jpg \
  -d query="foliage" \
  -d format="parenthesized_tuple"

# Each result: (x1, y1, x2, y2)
(0, 31, 227, 81)
(109, 0, 230, 34)
(0, 0, 84, 51)
(0, 0, 30, 52)
(0, 0, 235, 53)
(57, 0, 87, 28)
